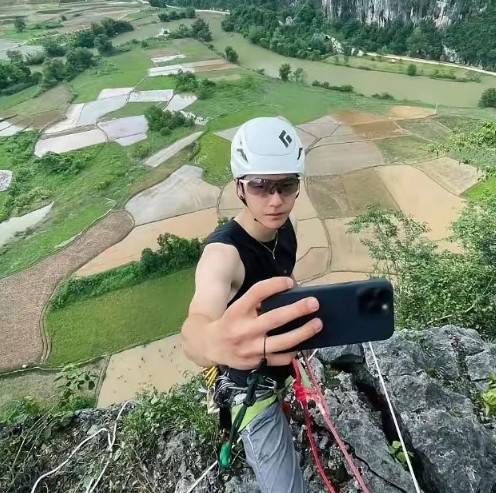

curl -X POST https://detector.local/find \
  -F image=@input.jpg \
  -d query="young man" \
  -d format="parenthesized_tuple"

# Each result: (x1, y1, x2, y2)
(181, 117, 323, 492)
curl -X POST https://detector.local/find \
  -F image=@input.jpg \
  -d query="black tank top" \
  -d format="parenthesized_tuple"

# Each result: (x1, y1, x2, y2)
(202, 217, 297, 386)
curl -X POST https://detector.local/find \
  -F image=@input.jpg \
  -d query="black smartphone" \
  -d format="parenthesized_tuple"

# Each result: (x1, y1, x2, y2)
(260, 278, 394, 351)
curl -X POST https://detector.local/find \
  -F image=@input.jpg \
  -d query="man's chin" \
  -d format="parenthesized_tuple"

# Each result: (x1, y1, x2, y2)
(262, 214, 288, 228)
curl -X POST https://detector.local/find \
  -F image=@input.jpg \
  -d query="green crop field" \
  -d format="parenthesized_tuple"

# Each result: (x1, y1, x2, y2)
(45, 267, 196, 365)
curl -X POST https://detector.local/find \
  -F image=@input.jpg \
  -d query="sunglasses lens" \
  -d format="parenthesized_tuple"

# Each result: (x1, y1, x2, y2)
(277, 178, 299, 195)
(245, 178, 299, 196)
(246, 179, 269, 195)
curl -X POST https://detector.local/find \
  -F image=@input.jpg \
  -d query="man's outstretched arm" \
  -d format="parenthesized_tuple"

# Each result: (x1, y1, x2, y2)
(181, 243, 239, 368)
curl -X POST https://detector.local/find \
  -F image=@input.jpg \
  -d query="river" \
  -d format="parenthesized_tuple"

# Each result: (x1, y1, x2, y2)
(116, 12, 495, 108)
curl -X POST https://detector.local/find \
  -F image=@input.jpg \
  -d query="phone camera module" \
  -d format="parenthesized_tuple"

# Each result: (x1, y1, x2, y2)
(358, 287, 391, 316)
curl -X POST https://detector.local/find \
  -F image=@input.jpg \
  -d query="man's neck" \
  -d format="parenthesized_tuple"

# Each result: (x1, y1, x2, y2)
(234, 209, 278, 243)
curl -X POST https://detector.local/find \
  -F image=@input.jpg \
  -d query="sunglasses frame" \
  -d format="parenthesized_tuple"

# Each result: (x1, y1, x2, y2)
(237, 176, 301, 197)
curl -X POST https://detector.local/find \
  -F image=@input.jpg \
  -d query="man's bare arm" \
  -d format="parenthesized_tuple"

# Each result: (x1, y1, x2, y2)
(181, 243, 240, 368)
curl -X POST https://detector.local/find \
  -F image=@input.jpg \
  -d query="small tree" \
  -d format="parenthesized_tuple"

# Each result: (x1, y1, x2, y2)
(279, 63, 291, 82)
(225, 46, 239, 63)
(290, 67, 306, 84)
(479, 88, 496, 108)
(94, 33, 113, 56)
(14, 18, 26, 33)
(407, 63, 417, 76)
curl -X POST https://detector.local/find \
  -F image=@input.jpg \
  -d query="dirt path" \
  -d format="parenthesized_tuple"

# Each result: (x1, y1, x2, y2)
(0, 211, 134, 372)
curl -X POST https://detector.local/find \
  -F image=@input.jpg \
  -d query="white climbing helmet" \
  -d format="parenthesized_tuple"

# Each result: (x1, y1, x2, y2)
(230, 117, 305, 178)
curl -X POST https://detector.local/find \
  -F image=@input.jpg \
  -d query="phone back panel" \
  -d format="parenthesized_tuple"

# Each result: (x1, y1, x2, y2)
(261, 278, 394, 351)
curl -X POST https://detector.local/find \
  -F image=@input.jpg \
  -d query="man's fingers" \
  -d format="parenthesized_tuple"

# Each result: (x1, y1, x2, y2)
(265, 351, 298, 367)
(230, 277, 293, 314)
(254, 296, 319, 334)
(265, 318, 322, 354)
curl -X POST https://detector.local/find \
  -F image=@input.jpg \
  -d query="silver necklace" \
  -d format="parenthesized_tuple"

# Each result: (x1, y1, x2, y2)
(257, 231, 278, 259)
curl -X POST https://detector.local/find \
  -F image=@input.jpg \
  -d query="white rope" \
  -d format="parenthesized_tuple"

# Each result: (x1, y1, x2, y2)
(367, 342, 421, 493)
(185, 436, 242, 493)
(307, 349, 318, 362)
(31, 401, 132, 493)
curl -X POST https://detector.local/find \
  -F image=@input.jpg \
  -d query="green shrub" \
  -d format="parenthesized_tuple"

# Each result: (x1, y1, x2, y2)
(50, 233, 204, 310)
(36, 151, 86, 175)
(479, 88, 496, 108)
(122, 376, 216, 455)
(144, 106, 195, 132)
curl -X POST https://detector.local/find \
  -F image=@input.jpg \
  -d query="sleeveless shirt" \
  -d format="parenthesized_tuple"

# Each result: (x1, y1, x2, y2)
(202, 217, 297, 386)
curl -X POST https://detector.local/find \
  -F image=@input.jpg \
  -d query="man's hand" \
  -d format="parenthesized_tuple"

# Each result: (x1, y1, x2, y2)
(205, 276, 322, 369)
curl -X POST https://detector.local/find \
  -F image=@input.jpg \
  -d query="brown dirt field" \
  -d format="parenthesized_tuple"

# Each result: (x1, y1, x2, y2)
(297, 116, 339, 139)
(302, 271, 369, 286)
(194, 63, 237, 73)
(296, 128, 317, 150)
(24, 109, 64, 130)
(325, 217, 375, 273)
(376, 165, 464, 242)
(341, 168, 398, 215)
(218, 179, 239, 210)
(307, 175, 353, 218)
(316, 125, 363, 145)
(293, 183, 317, 220)
(293, 247, 329, 282)
(76, 208, 218, 277)
(0, 211, 134, 372)
(351, 120, 409, 140)
(97, 334, 199, 408)
(296, 218, 328, 261)
(415, 157, 481, 196)
(334, 110, 388, 125)
(387, 106, 436, 120)
(305, 141, 384, 176)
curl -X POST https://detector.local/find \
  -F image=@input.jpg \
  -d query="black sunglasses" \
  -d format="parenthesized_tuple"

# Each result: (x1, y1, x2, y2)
(238, 176, 300, 197)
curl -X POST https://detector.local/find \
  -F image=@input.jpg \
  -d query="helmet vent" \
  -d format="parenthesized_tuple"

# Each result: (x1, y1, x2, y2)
(237, 148, 248, 162)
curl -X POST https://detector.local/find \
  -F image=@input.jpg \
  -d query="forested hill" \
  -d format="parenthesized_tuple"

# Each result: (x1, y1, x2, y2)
(163, 0, 496, 70)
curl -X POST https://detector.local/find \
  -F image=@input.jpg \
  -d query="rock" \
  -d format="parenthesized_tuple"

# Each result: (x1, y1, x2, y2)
(309, 357, 325, 384)
(224, 474, 260, 493)
(363, 328, 496, 493)
(466, 347, 496, 391)
(2, 326, 495, 493)
(317, 344, 364, 366)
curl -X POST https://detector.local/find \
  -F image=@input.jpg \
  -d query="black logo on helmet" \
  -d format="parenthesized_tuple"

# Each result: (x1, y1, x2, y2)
(279, 130, 292, 148)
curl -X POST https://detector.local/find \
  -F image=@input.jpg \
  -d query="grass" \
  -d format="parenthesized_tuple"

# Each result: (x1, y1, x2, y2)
(464, 175, 496, 201)
(135, 75, 177, 91)
(126, 125, 197, 161)
(70, 48, 157, 102)
(398, 118, 450, 143)
(101, 102, 160, 121)
(0, 359, 104, 413)
(191, 132, 231, 186)
(0, 86, 39, 115)
(45, 268, 196, 365)
(0, 139, 186, 278)
(324, 54, 484, 82)
(193, 76, 393, 133)
(0, 84, 72, 121)
(377, 135, 433, 163)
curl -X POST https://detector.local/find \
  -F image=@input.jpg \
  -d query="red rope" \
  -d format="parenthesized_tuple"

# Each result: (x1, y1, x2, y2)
(293, 359, 338, 493)
(292, 357, 371, 493)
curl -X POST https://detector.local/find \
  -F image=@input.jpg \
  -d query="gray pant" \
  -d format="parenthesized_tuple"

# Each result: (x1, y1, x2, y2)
(240, 401, 307, 493)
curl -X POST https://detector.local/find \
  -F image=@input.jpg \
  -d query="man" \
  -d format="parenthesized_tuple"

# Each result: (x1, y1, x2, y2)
(181, 117, 323, 492)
